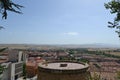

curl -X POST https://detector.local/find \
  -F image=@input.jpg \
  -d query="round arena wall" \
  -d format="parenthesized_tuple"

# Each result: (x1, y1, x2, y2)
(37, 61, 89, 80)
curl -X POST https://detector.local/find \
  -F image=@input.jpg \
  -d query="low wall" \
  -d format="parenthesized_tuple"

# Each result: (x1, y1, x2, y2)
(37, 61, 89, 80)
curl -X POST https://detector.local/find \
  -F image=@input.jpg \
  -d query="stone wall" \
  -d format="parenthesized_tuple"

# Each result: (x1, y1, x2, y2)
(37, 66, 89, 80)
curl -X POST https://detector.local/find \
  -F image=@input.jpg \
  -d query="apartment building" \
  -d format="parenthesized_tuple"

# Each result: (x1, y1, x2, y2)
(1, 50, 27, 80)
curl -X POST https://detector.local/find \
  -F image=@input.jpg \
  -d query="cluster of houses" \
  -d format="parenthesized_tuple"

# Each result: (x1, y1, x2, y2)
(0, 49, 120, 80)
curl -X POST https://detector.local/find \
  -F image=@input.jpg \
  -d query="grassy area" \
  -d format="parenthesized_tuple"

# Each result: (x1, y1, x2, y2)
(106, 52, 120, 56)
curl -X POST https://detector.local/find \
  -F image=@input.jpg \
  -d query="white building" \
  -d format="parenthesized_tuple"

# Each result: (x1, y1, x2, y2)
(1, 51, 27, 80)
(8, 51, 27, 62)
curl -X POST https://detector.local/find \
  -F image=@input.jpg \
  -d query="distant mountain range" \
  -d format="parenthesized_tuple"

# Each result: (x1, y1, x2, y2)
(0, 43, 120, 49)
(57, 43, 120, 48)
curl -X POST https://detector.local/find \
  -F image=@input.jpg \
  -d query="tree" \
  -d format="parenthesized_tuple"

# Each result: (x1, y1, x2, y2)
(0, 0, 23, 19)
(23, 63, 26, 79)
(105, 0, 120, 37)
(0, 26, 4, 30)
(0, 65, 6, 75)
(0, 0, 23, 76)
(88, 72, 101, 80)
(0, 47, 7, 79)
(0, 0, 23, 51)
(117, 71, 120, 79)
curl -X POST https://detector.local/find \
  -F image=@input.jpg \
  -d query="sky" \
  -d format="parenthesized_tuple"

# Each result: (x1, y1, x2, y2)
(0, 0, 119, 45)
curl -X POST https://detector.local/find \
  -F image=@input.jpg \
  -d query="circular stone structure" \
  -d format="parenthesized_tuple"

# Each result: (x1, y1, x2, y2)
(37, 61, 89, 80)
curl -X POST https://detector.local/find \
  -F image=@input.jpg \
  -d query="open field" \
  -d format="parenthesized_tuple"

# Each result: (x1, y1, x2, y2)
(105, 52, 120, 56)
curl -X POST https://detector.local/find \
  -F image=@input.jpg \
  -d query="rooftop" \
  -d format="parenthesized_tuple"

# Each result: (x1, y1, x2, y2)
(39, 62, 88, 70)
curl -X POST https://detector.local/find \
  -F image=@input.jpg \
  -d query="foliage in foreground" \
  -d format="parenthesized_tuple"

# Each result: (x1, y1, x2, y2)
(0, 0, 23, 19)
(105, 0, 120, 37)
(0, 65, 6, 74)
(0, 48, 7, 75)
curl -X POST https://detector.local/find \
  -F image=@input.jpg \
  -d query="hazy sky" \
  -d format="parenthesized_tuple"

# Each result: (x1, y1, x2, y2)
(0, 0, 119, 44)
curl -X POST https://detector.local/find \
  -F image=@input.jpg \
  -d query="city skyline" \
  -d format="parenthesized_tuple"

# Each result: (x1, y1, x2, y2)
(0, 0, 119, 45)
